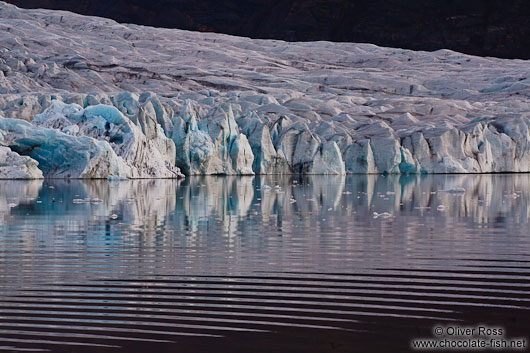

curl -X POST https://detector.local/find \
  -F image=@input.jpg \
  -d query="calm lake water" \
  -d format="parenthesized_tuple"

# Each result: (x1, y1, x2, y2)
(0, 175, 529, 352)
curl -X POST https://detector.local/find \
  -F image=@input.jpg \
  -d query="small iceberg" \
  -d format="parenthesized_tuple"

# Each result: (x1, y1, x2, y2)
(439, 187, 466, 194)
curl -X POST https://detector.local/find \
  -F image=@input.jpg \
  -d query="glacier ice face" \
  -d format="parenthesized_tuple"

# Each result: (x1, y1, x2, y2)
(5, 88, 530, 177)
(343, 139, 377, 174)
(310, 142, 345, 175)
(238, 112, 284, 174)
(2, 2, 530, 176)
(0, 116, 131, 178)
(6, 89, 530, 177)
(80, 104, 181, 178)
(0, 145, 43, 179)
(195, 103, 254, 175)
(170, 100, 254, 175)
(0, 99, 183, 179)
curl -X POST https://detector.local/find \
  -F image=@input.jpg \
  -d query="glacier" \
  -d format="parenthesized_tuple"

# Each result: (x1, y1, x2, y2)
(0, 100, 183, 179)
(1, 1, 530, 178)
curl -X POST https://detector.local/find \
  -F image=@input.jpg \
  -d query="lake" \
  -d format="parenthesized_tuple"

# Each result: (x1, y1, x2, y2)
(0, 175, 529, 352)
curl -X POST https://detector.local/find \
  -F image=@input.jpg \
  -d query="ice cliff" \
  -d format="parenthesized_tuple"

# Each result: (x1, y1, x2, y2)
(1, 2, 530, 178)
(0, 98, 184, 179)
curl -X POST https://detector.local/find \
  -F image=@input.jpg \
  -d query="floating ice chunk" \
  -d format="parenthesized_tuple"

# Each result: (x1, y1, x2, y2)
(439, 187, 466, 194)
(373, 212, 393, 219)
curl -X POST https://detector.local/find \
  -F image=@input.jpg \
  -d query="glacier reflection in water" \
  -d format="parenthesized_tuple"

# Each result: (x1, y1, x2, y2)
(1, 174, 530, 272)
(0, 175, 530, 353)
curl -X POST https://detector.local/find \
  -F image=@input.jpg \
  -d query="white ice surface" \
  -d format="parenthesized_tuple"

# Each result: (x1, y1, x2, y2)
(1, 2, 530, 176)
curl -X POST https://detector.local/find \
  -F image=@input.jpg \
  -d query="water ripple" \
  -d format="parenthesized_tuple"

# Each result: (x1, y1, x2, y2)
(1, 175, 530, 352)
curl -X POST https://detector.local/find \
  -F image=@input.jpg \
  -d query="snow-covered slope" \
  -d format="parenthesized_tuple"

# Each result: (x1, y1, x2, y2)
(1, 1, 530, 178)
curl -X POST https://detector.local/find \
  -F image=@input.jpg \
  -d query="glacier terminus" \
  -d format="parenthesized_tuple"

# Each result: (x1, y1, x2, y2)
(1, 2, 530, 178)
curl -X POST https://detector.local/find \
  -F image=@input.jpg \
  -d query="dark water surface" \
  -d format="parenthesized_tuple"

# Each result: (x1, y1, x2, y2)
(0, 175, 529, 353)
